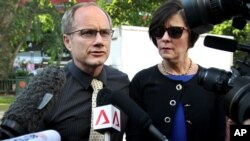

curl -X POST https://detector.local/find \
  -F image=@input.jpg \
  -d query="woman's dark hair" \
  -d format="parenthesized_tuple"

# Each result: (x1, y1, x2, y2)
(149, 0, 199, 47)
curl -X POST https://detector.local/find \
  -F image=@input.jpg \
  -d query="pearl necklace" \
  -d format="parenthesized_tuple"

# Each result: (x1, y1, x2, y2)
(161, 59, 192, 75)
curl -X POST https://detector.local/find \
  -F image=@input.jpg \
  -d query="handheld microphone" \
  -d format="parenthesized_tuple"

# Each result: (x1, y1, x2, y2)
(110, 91, 169, 141)
(0, 66, 66, 139)
(204, 35, 250, 52)
(3, 130, 61, 141)
(94, 88, 121, 141)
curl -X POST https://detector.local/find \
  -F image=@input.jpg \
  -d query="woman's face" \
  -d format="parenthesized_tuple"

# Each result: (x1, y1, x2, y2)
(156, 13, 190, 61)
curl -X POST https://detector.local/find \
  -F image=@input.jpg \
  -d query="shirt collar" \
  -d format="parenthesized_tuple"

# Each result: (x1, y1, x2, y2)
(68, 61, 107, 89)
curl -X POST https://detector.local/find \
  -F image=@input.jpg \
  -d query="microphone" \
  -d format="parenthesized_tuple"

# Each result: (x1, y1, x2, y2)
(0, 66, 66, 139)
(110, 91, 169, 141)
(3, 130, 61, 141)
(93, 88, 121, 141)
(204, 35, 250, 52)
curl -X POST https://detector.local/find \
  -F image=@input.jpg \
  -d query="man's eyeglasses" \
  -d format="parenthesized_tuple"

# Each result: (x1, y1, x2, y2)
(66, 29, 114, 40)
(154, 26, 188, 39)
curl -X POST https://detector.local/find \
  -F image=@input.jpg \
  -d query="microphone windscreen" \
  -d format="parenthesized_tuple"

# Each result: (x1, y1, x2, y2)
(204, 35, 237, 52)
(110, 91, 152, 129)
(1, 66, 66, 135)
(3, 130, 61, 141)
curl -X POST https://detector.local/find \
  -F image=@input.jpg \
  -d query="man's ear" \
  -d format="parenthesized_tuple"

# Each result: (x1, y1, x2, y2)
(63, 34, 72, 51)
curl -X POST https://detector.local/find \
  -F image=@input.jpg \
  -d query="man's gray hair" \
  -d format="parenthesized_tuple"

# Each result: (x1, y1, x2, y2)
(61, 2, 112, 34)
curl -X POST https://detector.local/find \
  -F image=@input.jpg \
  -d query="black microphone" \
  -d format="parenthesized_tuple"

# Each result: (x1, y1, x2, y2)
(110, 91, 169, 141)
(204, 35, 250, 52)
(0, 66, 66, 139)
(96, 88, 112, 107)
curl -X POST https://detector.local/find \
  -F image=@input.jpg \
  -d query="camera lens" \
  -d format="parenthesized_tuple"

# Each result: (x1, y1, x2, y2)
(224, 76, 250, 124)
(198, 67, 232, 93)
(180, 0, 246, 33)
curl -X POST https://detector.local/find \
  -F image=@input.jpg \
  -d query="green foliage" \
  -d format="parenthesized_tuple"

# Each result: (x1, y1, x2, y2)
(0, 0, 166, 78)
(7, 71, 17, 79)
(25, 0, 65, 58)
(15, 69, 30, 77)
(210, 21, 250, 66)
(0, 0, 70, 78)
(99, 0, 165, 27)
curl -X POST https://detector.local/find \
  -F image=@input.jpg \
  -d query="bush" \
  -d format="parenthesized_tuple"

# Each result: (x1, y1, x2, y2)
(15, 69, 30, 77)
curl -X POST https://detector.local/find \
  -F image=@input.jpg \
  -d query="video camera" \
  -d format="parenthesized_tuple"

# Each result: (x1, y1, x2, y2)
(181, 0, 250, 34)
(180, 0, 250, 124)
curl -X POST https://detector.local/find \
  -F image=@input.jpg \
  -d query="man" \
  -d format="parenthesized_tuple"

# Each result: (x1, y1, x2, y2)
(40, 2, 129, 141)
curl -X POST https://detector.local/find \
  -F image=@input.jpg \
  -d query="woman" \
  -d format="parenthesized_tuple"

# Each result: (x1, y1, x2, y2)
(125, 0, 226, 141)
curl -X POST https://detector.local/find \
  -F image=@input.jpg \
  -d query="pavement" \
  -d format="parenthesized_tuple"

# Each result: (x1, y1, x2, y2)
(0, 111, 4, 120)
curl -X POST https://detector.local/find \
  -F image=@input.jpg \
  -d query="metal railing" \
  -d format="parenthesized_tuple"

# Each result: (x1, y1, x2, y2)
(0, 79, 16, 94)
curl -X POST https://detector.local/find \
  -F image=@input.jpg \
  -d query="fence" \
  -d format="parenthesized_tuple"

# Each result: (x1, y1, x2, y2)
(0, 77, 30, 95)
(0, 79, 16, 94)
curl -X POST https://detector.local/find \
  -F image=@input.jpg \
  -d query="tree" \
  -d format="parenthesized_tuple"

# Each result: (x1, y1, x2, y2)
(0, 0, 70, 78)
(0, 0, 25, 78)
(99, 0, 165, 27)
(2, 0, 250, 80)
(0, 0, 165, 79)
(210, 20, 250, 66)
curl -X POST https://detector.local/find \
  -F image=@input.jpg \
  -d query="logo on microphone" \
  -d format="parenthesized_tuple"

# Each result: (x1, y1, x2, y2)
(95, 110, 110, 125)
(93, 105, 121, 131)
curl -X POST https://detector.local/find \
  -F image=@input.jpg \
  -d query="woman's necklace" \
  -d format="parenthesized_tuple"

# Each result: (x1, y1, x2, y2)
(161, 59, 192, 75)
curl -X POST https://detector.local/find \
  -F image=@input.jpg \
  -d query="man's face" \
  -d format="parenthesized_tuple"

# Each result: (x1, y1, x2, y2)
(63, 6, 112, 71)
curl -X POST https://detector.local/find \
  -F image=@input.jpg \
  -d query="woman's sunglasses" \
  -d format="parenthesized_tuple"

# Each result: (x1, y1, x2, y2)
(154, 26, 188, 39)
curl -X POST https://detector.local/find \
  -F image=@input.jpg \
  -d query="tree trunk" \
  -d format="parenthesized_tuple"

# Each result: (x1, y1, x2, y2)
(0, 1, 20, 78)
